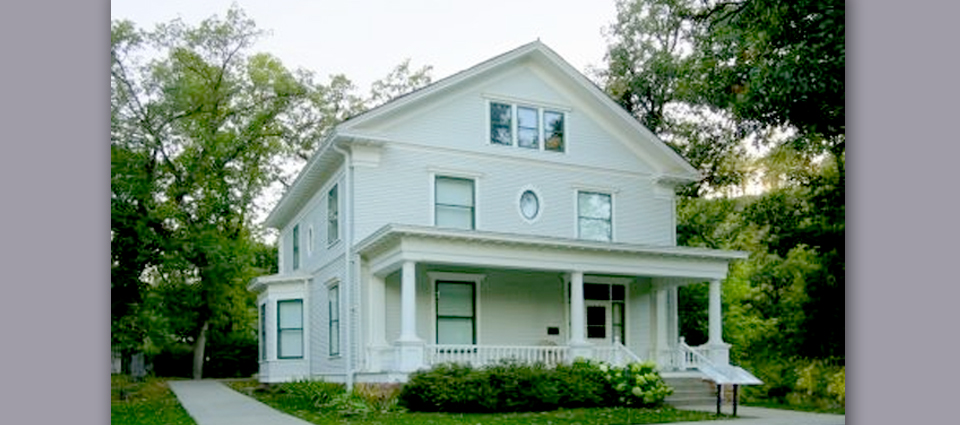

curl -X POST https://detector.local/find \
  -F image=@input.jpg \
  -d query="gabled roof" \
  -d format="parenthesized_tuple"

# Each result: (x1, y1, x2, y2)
(264, 41, 700, 229)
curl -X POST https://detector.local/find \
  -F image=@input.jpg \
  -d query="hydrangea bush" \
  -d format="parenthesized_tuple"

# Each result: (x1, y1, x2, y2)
(596, 360, 674, 407)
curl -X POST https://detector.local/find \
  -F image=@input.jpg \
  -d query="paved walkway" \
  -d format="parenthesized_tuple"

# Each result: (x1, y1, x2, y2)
(168, 380, 845, 425)
(168, 380, 313, 425)
(676, 404, 845, 425)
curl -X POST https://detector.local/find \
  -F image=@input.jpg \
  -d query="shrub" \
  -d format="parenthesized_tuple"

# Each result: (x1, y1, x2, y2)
(826, 367, 845, 407)
(399, 359, 673, 413)
(601, 361, 673, 407)
(351, 383, 403, 413)
(275, 379, 346, 411)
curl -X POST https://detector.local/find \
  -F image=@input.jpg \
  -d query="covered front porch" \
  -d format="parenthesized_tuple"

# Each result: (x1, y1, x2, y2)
(355, 225, 747, 380)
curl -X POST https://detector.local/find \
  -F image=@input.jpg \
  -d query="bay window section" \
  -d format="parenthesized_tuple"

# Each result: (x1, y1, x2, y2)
(435, 177, 475, 230)
(260, 303, 267, 360)
(577, 191, 612, 241)
(277, 299, 303, 359)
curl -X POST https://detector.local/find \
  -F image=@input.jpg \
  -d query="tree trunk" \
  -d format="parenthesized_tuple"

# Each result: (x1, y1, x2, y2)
(192, 320, 210, 380)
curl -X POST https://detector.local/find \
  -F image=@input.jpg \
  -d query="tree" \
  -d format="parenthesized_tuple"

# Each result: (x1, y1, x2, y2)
(602, 0, 748, 196)
(367, 59, 433, 109)
(112, 7, 317, 378)
(690, 0, 845, 162)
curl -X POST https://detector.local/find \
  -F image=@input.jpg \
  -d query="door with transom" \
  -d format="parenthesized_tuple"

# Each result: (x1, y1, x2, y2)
(583, 283, 626, 345)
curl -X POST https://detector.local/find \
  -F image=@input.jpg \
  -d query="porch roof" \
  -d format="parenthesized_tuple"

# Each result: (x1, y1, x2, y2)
(355, 224, 749, 281)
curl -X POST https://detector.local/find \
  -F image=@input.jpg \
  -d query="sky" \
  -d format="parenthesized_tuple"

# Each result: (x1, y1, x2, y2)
(111, 0, 619, 90)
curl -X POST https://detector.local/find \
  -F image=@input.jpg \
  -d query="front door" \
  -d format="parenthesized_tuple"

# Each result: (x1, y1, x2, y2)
(585, 300, 612, 345)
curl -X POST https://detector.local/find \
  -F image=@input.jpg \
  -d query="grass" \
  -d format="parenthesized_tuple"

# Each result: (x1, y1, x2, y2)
(111, 374, 197, 425)
(227, 379, 729, 425)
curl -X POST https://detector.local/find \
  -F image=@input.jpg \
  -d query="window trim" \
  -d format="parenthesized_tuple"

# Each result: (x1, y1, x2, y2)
(576, 190, 614, 242)
(433, 175, 476, 230)
(307, 225, 314, 257)
(327, 184, 340, 246)
(291, 225, 300, 271)
(517, 185, 544, 223)
(276, 299, 304, 360)
(485, 98, 567, 153)
(328, 284, 340, 357)
(429, 272, 485, 345)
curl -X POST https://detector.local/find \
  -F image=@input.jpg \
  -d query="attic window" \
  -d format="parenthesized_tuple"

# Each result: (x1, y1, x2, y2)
(488, 101, 565, 152)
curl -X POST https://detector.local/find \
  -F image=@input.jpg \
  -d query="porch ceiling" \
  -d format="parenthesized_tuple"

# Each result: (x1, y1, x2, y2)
(356, 224, 748, 281)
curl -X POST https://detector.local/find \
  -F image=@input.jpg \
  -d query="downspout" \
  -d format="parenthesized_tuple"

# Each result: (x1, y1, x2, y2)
(332, 141, 355, 390)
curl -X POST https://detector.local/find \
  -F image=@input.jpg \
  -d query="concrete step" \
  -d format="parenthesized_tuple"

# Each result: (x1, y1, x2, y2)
(662, 376, 718, 408)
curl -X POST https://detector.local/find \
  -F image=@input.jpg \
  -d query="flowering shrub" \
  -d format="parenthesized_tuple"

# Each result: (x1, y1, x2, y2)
(598, 360, 673, 407)
(399, 359, 673, 413)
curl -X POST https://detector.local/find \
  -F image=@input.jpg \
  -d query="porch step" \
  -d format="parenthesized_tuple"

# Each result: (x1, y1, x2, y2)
(662, 376, 718, 407)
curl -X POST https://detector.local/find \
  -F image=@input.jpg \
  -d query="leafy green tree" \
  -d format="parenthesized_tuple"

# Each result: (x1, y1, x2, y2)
(367, 59, 433, 108)
(602, 0, 748, 196)
(112, 7, 317, 378)
(690, 0, 845, 163)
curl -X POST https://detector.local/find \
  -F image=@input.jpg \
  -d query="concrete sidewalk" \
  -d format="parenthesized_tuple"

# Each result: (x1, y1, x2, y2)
(168, 380, 314, 425)
(675, 404, 845, 425)
(168, 379, 844, 425)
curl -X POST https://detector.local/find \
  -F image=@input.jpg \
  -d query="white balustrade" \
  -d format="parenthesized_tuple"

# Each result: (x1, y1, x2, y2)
(425, 345, 569, 367)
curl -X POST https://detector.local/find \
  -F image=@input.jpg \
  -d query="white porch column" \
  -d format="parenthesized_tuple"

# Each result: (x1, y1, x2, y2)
(655, 285, 669, 364)
(568, 271, 592, 359)
(366, 269, 391, 372)
(396, 261, 424, 372)
(706, 279, 730, 365)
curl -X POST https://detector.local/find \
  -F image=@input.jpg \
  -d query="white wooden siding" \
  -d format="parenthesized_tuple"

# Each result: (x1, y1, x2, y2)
(350, 64, 658, 175)
(278, 171, 346, 274)
(309, 257, 345, 376)
(353, 145, 675, 246)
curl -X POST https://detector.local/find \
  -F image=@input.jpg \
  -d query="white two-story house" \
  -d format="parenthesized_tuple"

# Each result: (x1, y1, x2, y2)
(249, 41, 756, 387)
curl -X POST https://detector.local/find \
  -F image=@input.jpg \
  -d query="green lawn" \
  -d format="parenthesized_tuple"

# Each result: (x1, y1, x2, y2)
(227, 379, 728, 425)
(111, 375, 197, 425)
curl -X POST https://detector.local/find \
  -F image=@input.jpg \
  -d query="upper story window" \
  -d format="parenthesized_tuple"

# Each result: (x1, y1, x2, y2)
(435, 176, 475, 230)
(292, 224, 300, 270)
(327, 185, 339, 245)
(577, 191, 612, 241)
(488, 101, 565, 152)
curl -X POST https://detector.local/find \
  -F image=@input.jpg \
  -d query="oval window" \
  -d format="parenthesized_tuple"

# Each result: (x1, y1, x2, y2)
(520, 190, 540, 220)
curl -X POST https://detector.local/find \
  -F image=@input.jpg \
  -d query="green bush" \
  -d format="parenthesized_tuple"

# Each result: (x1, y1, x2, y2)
(398, 359, 672, 413)
(601, 361, 673, 407)
(826, 367, 845, 406)
(274, 379, 346, 411)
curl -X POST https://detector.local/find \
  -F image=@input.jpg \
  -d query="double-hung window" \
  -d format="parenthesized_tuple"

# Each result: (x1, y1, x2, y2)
(488, 101, 565, 152)
(436, 281, 476, 345)
(277, 299, 303, 359)
(328, 285, 340, 356)
(292, 225, 300, 270)
(327, 185, 339, 245)
(578, 191, 612, 241)
(435, 177, 475, 230)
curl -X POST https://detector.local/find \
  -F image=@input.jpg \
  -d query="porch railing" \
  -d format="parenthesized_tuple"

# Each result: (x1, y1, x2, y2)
(425, 344, 569, 367)
(593, 340, 643, 366)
